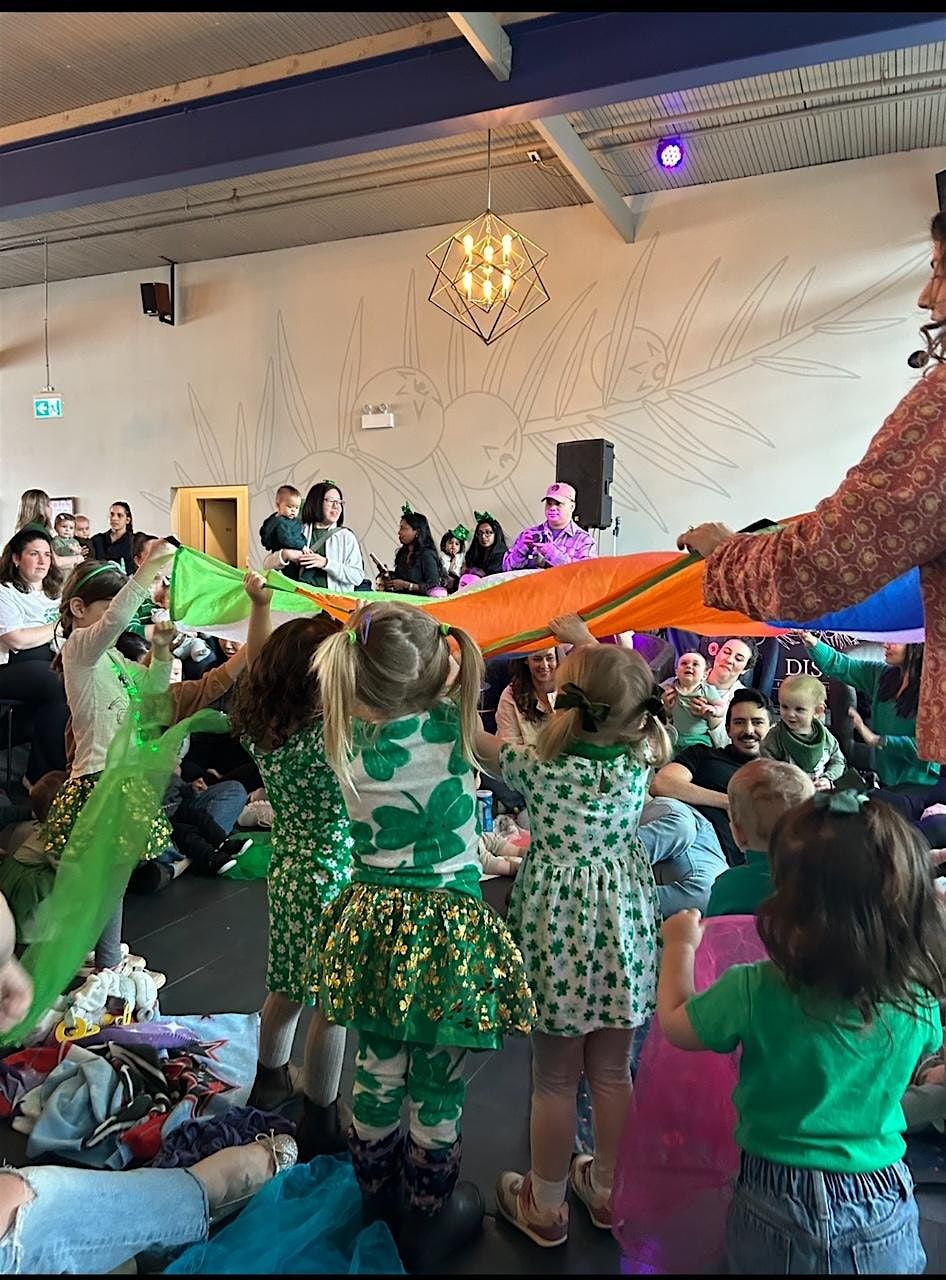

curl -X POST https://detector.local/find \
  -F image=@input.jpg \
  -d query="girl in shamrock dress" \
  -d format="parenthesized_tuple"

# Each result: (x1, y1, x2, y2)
(44, 544, 178, 968)
(313, 601, 534, 1271)
(229, 574, 354, 1158)
(478, 640, 672, 1248)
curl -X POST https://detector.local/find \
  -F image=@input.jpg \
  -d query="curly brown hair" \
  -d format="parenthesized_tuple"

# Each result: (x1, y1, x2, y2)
(509, 652, 557, 723)
(228, 614, 342, 752)
(759, 795, 946, 1024)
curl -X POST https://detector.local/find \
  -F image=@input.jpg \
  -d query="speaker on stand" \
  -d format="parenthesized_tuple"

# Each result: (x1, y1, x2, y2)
(555, 438, 615, 531)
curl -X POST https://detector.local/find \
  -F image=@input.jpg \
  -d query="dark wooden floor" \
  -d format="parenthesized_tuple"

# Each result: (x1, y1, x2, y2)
(0, 814, 944, 1272)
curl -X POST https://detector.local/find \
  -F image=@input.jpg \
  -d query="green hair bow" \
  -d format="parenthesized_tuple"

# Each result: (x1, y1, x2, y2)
(813, 789, 870, 815)
(402, 502, 415, 516)
(556, 682, 610, 733)
(451, 524, 470, 542)
(474, 511, 494, 524)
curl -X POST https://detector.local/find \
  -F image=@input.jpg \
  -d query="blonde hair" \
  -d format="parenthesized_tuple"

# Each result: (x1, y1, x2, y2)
(537, 645, 672, 766)
(16, 489, 51, 531)
(313, 601, 484, 786)
(728, 758, 814, 850)
(778, 674, 826, 707)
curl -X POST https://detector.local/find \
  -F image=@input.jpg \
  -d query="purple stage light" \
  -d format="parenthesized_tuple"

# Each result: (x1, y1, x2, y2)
(657, 139, 684, 170)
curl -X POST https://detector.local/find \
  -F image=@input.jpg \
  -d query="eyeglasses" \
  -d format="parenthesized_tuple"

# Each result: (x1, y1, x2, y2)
(325, 498, 343, 507)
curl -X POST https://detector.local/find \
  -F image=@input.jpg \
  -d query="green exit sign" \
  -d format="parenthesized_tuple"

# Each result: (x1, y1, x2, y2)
(33, 394, 63, 419)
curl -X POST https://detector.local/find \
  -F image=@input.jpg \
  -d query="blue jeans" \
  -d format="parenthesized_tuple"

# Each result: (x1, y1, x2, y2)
(0, 1164, 209, 1273)
(175, 780, 247, 836)
(638, 797, 728, 918)
(728, 1153, 925, 1274)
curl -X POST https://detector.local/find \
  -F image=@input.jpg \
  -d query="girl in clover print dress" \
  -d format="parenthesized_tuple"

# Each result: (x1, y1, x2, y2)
(228, 574, 353, 1160)
(477, 640, 672, 1249)
(313, 601, 534, 1272)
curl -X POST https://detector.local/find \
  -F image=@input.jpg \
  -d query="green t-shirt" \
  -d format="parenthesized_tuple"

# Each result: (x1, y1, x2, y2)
(704, 850, 772, 918)
(686, 961, 942, 1172)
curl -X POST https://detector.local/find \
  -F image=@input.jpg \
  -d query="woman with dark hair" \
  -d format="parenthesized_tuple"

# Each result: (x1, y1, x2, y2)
(679, 211, 946, 768)
(0, 527, 68, 782)
(496, 650, 558, 747)
(92, 501, 135, 574)
(382, 506, 442, 596)
(463, 513, 509, 579)
(262, 481, 364, 592)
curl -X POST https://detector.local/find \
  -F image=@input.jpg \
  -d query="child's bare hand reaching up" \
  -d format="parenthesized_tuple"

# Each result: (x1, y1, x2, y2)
(151, 619, 176, 656)
(661, 908, 705, 951)
(244, 572, 272, 607)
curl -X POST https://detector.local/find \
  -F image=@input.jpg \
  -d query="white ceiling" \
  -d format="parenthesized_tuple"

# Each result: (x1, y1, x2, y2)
(1, 14, 944, 289)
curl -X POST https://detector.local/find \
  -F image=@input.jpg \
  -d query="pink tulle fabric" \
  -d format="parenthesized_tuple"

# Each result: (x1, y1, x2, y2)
(613, 915, 768, 1275)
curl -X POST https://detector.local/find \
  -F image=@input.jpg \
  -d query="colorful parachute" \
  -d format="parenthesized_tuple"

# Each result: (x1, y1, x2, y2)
(169, 546, 924, 651)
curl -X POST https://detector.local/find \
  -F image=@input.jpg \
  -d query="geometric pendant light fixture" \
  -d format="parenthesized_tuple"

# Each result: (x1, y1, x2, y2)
(426, 130, 550, 345)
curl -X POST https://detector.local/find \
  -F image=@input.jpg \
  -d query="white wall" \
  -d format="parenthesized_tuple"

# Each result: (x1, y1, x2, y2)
(1, 146, 943, 560)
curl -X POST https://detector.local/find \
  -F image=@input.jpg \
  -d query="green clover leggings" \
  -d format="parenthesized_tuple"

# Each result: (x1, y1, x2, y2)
(352, 1031, 467, 1149)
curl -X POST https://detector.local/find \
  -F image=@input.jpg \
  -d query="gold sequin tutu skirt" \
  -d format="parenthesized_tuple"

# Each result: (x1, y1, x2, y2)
(43, 774, 171, 864)
(314, 882, 535, 1050)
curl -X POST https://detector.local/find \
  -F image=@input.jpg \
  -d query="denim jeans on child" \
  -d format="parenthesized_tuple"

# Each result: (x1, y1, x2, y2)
(727, 1152, 925, 1275)
(0, 1163, 209, 1274)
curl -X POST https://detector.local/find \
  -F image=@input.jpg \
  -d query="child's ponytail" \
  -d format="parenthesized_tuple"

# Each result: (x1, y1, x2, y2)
(536, 704, 583, 763)
(442, 623, 485, 770)
(312, 626, 361, 786)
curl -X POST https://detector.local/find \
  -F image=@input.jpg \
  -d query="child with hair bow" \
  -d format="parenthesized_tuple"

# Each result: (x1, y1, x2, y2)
(477, 636, 673, 1246)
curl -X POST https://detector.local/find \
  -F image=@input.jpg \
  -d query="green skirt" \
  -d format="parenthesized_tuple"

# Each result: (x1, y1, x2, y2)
(43, 774, 171, 863)
(314, 882, 535, 1051)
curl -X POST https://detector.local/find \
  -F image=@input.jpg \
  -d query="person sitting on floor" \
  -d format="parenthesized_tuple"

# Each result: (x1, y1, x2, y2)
(650, 688, 773, 866)
(705, 758, 814, 918)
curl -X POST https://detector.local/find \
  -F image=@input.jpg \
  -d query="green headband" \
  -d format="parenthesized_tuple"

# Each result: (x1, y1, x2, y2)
(75, 561, 126, 592)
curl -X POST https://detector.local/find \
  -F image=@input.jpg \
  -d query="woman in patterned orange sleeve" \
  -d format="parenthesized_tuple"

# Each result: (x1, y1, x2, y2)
(678, 212, 946, 766)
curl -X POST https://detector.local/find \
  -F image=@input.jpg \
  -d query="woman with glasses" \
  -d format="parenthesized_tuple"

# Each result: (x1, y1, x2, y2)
(262, 481, 364, 592)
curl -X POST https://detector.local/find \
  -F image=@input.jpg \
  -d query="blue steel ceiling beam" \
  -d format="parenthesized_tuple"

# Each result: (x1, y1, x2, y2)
(1, 11, 944, 221)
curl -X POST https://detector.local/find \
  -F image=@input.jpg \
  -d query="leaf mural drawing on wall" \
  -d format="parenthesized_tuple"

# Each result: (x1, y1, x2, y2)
(752, 356, 856, 378)
(141, 491, 171, 514)
(709, 259, 786, 370)
(497, 476, 536, 531)
(642, 401, 738, 473)
(277, 311, 318, 453)
(234, 403, 249, 487)
(338, 300, 364, 453)
(431, 452, 472, 529)
(664, 259, 720, 386)
(553, 308, 596, 420)
(588, 413, 729, 498)
(482, 320, 523, 398)
(779, 268, 815, 340)
(187, 388, 226, 484)
(446, 320, 467, 405)
(175, 461, 197, 487)
(602, 237, 657, 406)
(668, 390, 774, 448)
(254, 358, 276, 481)
(814, 318, 903, 334)
(404, 270, 420, 368)
(514, 284, 595, 425)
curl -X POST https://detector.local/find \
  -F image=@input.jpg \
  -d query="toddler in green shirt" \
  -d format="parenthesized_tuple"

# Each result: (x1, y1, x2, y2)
(658, 790, 945, 1274)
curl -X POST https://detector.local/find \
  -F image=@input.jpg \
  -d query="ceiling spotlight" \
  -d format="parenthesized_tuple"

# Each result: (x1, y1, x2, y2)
(656, 138, 684, 170)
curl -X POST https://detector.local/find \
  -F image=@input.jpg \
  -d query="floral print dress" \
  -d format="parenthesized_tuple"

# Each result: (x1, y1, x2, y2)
(315, 701, 535, 1050)
(501, 740, 661, 1035)
(250, 721, 353, 1003)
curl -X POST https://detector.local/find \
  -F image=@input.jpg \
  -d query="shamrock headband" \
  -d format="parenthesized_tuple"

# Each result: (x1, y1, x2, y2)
(813, 789, 870, 816)
(556, 682, 610, 732)
(474, 511, 494, 524)
(451, 525, 470, 542)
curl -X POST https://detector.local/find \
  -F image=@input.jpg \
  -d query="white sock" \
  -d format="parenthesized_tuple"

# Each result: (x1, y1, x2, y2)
(258, 991, 301, 1069)
(302, 1013, 347, 1107)
(531, 1172, 567, 1214)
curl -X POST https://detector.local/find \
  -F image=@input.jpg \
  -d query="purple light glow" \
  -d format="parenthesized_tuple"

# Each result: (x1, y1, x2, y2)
(657, 139, 684, 170)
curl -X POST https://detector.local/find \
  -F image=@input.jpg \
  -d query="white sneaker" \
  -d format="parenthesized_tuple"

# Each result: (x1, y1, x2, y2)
(238, 800, 273, 829)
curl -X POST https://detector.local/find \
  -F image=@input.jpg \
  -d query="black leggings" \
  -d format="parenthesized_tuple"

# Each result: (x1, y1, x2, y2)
(0, 653, 68, 783)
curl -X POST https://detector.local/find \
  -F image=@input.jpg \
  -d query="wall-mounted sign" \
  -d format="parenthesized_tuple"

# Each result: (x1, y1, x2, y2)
(33, 394, 63, 418)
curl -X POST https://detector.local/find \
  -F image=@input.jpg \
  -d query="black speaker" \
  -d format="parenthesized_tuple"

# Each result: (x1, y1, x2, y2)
(140, 282, 158, 315)
(937, 170, 946, 214)
(555, 438, 614, 529)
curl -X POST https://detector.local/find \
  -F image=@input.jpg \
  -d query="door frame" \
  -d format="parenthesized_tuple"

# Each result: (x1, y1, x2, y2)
(170, 484, 250, 568)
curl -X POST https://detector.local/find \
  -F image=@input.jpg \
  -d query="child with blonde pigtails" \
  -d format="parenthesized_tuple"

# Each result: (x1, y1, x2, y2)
(311, 601, 534, 1272)
(477, 637, 672, 1247)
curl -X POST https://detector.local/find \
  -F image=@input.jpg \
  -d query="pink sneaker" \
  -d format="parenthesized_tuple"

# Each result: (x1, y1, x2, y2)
(495, 1170, 568, 1247)
(569, 1154, 612, 1229)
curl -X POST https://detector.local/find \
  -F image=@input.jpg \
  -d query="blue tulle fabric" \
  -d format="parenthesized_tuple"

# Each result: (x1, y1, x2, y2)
(163, 1155, 404, 1275)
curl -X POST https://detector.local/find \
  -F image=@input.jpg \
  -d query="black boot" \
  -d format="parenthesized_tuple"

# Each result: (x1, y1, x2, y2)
(397, 1136, 484, 1273)
(294, 1094, 353, 1160)
(247, 1061, 294, 1112)
(349, 1126, 403, 1232)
